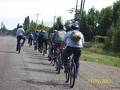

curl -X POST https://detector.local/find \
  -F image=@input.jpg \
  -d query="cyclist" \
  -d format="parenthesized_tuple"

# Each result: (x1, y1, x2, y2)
(51, 25, 66, 70)
(42, 30, 49, 53)
(33, 30, 39, 50)
(62, 21, 84, 77)
(38, 30, 48, 53)
(38, 30, 43, 52)
(16, 25, 25, 51)
(28, 32, 34, 47)
(48, 30, 57, 61)
(52, 25, 66, 50)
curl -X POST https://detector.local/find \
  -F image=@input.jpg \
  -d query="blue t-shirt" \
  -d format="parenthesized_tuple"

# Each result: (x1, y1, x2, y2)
(52, 30, 66, 41)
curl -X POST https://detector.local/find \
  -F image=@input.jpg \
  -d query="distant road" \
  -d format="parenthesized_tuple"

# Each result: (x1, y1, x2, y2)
(0, 36, 120, 90)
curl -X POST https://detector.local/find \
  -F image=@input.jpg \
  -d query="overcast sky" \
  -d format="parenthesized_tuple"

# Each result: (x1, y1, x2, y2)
(0, 0, 117, 30)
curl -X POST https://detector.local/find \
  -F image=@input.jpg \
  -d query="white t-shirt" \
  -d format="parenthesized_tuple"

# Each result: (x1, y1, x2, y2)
(64, 30, 84, 48)
(16, 28, 25, 36)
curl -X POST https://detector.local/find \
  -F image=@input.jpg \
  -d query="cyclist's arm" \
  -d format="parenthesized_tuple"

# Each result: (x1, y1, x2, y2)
(80, 32, 85, 47)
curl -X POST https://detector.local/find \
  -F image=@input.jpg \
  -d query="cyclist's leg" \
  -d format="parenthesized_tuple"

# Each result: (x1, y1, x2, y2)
(45, 39, 48, 51)
(73, 48, 81, 75)
(43, 39, 47, 53)
(21, 36, 26, 47)
(48, 42, 53, 60)
(62, 46, 72, 72)
(16, 36, 21, 51)
(38, 39, 42, 49)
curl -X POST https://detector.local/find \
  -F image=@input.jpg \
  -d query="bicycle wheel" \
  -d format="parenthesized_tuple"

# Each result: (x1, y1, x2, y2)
(18, 44, 21, 54)
(57, 56, 62, 74)
(70, 62, 76, 88)
(43, 49, 46, 56)
(65, 71, 69, 83)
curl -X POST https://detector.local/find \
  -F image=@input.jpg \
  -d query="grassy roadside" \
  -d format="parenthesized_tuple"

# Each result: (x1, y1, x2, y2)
(81, 49, 120, 67)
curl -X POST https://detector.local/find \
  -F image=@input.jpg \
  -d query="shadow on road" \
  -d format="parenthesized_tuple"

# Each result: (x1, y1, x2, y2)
(29, 56, 48, 60)
(24, 68, 57, 75)
(28, 62, 50, 66)
(0, 50, 16, 54)
(23, 79, 68, 89)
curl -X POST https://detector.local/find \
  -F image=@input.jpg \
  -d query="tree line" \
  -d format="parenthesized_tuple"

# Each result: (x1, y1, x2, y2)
(10, 0, 120, 53)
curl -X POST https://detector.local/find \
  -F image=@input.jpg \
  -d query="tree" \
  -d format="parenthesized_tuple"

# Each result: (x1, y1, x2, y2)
(0, 22, 6, 32)
(104, 0, 120, 52)
(29, 20, 37, 32)
(112, 0, 120, 26)
(98, 6, 113, 36)
(53, 16, 63, 30)
(23, 16, 30, 32)
(16, 23, 20, 29)
(112, 28, 120, 52)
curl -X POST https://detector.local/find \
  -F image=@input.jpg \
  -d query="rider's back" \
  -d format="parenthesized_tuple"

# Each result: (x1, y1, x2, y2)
(16, 28, 24, 36)
(65, 30, 84, 48)
(53, 30, 66, 41)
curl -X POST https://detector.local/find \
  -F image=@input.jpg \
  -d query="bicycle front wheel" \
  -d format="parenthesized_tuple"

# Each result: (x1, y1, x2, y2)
(70, 62, 76, 88)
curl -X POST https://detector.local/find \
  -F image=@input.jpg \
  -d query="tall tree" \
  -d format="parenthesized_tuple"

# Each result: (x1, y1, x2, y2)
(53, 16, 63, 30)
(23, 16, 30, 32)
(112, 0, 120, 26)
(98, 6, 113, 36)
(29, 20, 37, 32)
(0, 22, 6, 32)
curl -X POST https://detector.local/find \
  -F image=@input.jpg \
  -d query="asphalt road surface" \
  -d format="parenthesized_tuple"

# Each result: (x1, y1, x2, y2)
(0, 36, 120, 90)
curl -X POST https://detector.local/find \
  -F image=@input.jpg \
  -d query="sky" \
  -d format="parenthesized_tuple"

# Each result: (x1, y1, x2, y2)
(0, 0, 117, 30)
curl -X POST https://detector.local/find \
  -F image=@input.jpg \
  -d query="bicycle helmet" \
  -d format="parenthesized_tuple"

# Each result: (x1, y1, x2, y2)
(70, 20, 79, 30)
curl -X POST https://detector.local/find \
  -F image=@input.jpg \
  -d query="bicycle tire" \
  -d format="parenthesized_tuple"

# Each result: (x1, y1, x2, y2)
(56, 55, 61, 74)
(17, 43, 21, 54)
(43, 49, 45, 56)
(70, 62, 76, 88)
(65, 70, 69, 83)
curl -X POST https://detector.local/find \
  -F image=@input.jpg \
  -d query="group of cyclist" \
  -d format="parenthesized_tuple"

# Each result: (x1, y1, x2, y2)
(16, 20, 84, 78)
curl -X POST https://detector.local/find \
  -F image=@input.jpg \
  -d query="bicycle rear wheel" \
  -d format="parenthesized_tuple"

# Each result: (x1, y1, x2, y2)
(43, 49, 46, 56)
(17, 44, 21, 54)
(56, 55, 62, 74)
(70, 62, 76, 88)
(65, 71, 69, 83)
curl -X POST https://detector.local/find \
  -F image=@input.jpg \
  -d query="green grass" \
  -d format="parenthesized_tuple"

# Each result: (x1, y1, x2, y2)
(81, 50, 120, 67)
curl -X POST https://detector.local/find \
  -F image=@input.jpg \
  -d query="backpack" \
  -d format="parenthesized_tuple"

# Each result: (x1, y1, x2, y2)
(70, 30, 81, 42)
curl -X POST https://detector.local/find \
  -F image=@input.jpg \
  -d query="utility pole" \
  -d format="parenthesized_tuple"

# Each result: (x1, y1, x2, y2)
(79, 0, 85, 22)
(74, 0, 79, 21)
(78, 0, 85, 30)
(35, 13, 40, 30)
(53, 16, 56, 30)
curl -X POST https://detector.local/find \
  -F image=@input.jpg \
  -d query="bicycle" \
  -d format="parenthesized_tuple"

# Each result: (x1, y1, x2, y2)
(38, 42, 47, 56)
(42, 42, 47, 56)
(17, 41, 22, 54)
(55, 46, 64, 74)
(65, 55, 76, 88)
(49, 43, 57, 65)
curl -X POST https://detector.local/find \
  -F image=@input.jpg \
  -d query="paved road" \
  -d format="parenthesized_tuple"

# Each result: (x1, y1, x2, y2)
(0, 36, 120, 90)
